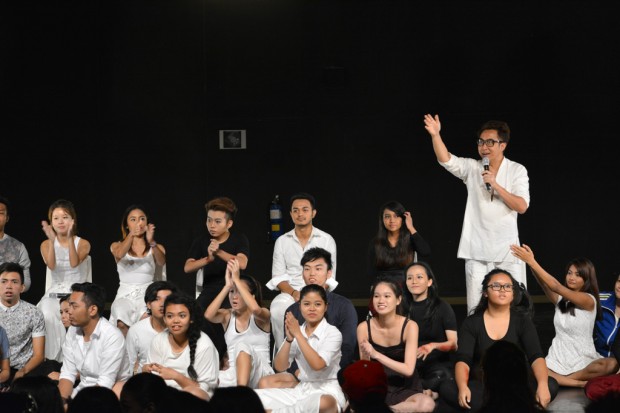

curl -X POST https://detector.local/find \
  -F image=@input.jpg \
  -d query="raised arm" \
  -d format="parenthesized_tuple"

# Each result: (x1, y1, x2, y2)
(204, 266, 233, 325)
(146, 223, 166, 266)
(423, 114, 451, 163)
(230, 260, 270, 328)
(511, 244, 595, 310)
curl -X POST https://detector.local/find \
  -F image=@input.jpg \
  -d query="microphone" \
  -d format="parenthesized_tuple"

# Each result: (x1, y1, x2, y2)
(482, 157, 491, 191)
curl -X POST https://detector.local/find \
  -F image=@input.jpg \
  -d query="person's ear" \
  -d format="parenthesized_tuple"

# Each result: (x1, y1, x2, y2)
(311, 209, 317, 219)
(226, 219, 233, 230)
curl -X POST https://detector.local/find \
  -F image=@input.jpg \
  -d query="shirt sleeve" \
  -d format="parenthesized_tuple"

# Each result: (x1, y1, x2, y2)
(0, 327, 9, 360)
(326, 235, 337, 280)
(410, 232, 431, 259)
(193, 335, 220, 397)
(58, 330, 78, 383)
(19, 243, 32, 292)
(441, 300, 458, 332)
(271, 236, 287, 279)
(147, 333, 163, 364)
(315, 326, 342, 368)
(336, 298, 359, 368)
(516, 313, 544, 364)
(509, 163, 530, 206)
(455, 316, 477, 367)
(32, 308, 46, 338)
(125, 328, 139, 371)
(96, 329, 127, 389)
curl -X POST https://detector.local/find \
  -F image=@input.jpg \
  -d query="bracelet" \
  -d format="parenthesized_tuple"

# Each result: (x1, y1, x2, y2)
(285, 337, 294, 343)
(149, 242, 157, 248)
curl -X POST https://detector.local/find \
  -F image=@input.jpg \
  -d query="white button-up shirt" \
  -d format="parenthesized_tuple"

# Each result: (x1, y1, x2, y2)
(59, 317, 131, 397)
(267, 226, 338, 291)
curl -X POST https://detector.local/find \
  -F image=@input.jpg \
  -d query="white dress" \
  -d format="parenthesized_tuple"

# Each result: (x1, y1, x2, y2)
(218, 312, 273, 388)
(110, 249, 157, 327)
(545, 294, 602, 375)
(37, 237, 89, 362)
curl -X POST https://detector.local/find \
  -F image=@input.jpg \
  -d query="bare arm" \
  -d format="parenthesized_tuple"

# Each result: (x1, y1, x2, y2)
(14, 336, 45, 379)
(423, 114, 451, 163)
(455, 361, 472, 409)
(231, 261, 270, 328)
(204, 263, 234, 324)
(511, 244, 595, 310)
(417, 329, 458, 361)
(531, 357, 552, 408)
(360, 320, 418, 377)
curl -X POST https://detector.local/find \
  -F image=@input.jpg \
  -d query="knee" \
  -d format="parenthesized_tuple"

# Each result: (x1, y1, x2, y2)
(418, 396, 436, 413)
(319, 395, 338, 413)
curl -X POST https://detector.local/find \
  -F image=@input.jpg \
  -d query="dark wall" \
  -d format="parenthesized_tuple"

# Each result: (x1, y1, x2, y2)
(3, 1, 619, 306)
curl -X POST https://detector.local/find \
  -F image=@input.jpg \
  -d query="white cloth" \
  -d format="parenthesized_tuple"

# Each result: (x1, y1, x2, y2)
(125, 316, 159, 373)
(440, 155, 529, 262)
(38, 237, 89, 362)
(110, 249, 157, 327)
(147, 330, 219, 398)
(441, 155, 529, 313)
(267, 226, 338, 291)
(0, 233, 32, 291)
(545, 294, 602, 375)
(255, 318, 345, 413)
(218, 313, 273, 388)
(267, 226, 338, 350)
(59, 317, 131, 398)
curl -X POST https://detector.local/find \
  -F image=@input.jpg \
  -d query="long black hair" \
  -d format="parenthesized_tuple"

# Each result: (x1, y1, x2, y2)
(164, 293, 204, 381)
(558, 257, 601, 320)
(373, 201, 414, 270)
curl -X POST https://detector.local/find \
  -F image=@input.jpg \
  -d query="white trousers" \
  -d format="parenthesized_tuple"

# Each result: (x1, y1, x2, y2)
(464, 259, 526, 314)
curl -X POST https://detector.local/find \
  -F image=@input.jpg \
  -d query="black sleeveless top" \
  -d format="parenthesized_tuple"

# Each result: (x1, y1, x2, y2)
(367, 318, 423, 405)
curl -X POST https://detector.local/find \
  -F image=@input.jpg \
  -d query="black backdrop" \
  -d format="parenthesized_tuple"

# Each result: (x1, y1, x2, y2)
(3, 1, 619, 306)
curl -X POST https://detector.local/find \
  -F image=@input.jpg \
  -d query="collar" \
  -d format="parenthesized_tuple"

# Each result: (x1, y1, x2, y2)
(301, 317, 329, 340)
(0, 299, 21, 312)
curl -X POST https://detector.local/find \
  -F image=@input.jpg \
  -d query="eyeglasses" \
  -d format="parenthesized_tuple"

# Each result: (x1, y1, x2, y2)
(487, 283, 513, 292)
(477, 138, 504, 147)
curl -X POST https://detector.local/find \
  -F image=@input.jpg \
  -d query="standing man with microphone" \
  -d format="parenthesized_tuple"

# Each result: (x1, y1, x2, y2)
(423, 114, 530, 314)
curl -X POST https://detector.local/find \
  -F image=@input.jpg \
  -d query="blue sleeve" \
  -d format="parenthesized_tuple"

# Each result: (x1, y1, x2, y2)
(335, 297, 359, 368)
(0, 327, 9, 360)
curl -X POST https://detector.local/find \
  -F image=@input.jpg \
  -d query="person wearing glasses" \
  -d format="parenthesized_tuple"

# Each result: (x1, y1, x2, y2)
(436, 269, 557, 412)
(423, 114, 530, 314)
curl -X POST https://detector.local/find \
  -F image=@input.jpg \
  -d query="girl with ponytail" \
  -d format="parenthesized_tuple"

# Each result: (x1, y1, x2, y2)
(144, 293, 219, 400)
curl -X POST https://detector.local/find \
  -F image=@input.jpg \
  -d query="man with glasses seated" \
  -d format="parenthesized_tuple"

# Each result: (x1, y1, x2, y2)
(423, 114, 530, 314)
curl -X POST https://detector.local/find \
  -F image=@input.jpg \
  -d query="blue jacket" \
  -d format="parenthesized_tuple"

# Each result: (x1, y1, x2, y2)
(594, 292, 619, 357)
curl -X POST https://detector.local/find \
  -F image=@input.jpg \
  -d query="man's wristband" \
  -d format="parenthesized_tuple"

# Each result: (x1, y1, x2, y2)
(285, 337, 294, 343)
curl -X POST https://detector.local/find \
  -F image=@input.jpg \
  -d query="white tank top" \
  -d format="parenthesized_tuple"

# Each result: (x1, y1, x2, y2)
(48, 237, 89, 292)
(224, 312, 271, 368)
(117, 248, 156, 284)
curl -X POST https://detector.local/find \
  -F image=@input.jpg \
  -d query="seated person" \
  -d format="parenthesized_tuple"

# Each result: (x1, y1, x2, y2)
(0, 262, 45, 385)
(145, 293, 219, 400)
(437, 269, 557, 412)
(58, 282, 131, 407)
(404, 261, 457, 392)
(125, 281, 177, 374)
(205, 259, 273, 388)
(258, 247, 356, 389)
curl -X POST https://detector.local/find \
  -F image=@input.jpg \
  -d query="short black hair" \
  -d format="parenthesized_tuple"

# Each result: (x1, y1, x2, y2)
(144, 281, 178, 304)
(290, 192, 316, 210)
(71, 282, 106, 317)
(300, 247, 332, 270)
(0, 262, 24, 284)
(0, 196, 10, 215)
